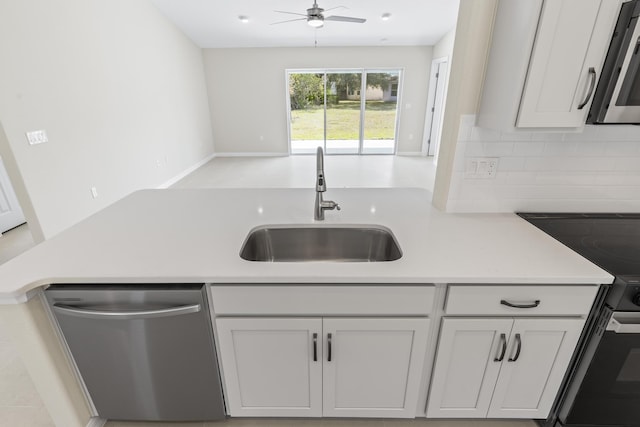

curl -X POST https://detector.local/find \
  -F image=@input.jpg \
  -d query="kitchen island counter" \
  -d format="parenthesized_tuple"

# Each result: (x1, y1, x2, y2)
(0, 188, 612, 304)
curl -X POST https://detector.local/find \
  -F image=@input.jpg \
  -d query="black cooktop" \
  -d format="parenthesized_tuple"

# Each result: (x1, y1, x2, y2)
(518, 213, 640, 277)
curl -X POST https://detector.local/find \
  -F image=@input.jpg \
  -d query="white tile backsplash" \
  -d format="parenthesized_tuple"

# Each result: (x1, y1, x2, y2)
(447, 115, 640, 212)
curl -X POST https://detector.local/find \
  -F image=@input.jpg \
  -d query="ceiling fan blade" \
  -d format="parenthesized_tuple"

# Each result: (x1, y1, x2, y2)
(274, 10, 308, 17)
(323, 6, 346, 12)
(325, 15, 366, 23)
(270, 17, 307, 25)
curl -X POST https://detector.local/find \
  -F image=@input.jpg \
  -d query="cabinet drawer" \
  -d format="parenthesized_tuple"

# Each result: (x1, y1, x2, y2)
(210, 285, 434, 316)
(445, 285, 598, 316)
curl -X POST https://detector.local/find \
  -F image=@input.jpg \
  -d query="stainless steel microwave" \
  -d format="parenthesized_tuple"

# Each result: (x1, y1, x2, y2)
(588, 0, 640, 124)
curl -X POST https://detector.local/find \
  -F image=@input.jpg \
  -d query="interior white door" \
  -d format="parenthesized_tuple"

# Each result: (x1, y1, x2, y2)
(215, 317, 323, 417)
(322, 317, 429, 418)
(424, 58, 449, 158)
(488, 318, 585, 418)
(427, 317, 514, 418)
(0, 157, 25, 233)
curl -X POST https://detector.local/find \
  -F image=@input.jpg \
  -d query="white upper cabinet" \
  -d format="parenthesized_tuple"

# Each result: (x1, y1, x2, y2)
(477, 0, 622, 130)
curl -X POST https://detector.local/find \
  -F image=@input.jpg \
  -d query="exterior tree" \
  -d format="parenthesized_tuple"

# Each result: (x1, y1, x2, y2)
(289, 73, 324, 110)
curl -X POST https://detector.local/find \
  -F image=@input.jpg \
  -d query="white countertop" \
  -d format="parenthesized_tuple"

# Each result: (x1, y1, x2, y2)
(0, 188, 613, 303)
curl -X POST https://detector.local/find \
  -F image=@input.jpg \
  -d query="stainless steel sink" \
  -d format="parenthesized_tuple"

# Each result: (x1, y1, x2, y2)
(240, 225, 402, 262)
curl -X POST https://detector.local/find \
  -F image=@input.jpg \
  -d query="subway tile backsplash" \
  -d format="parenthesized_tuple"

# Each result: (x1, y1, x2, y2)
(447, 115, 640, 212)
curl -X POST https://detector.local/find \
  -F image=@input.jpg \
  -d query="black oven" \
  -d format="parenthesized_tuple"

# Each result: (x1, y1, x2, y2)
(519, 214, 640, 427)
(588, 0, 640, 124)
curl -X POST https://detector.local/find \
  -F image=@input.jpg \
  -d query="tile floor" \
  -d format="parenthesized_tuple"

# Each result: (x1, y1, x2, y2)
(0, 155, 515, 427)
(105, 419, 538, 427)
(172, 155, 436, 191)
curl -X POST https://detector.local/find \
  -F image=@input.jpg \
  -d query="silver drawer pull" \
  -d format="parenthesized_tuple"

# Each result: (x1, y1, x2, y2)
(500, 299, 540, 309)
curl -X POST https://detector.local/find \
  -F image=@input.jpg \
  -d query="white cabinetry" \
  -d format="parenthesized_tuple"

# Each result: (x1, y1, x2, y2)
(478, 0, 621, 130)
(215, 318, 323, 417)
(427, 317, 583, 418)
(426, 285, 597, 419)
(212, 285, 434, 418)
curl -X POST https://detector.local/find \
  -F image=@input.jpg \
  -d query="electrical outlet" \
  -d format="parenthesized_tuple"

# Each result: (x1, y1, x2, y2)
(26, 130, 48, 145)
(90, 186, 98, 199)
(465, 157, 499, 179)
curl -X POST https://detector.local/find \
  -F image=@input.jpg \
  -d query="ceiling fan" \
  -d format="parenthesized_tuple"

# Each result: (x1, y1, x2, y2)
(271, 1, 366, 28)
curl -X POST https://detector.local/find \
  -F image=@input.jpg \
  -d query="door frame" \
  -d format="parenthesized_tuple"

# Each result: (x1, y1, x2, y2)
(422, 57, 450, 158)
(286, 68, 403, 155)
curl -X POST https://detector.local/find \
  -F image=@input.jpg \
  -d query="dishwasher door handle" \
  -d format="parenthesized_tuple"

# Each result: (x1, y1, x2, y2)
(52, 303, 201, 320)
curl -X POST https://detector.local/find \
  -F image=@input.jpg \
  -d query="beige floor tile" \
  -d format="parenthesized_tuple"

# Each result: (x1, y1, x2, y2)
(106, 421, 204, 427)
(0, 223, 35, 265)
(0, 405, 55, 427)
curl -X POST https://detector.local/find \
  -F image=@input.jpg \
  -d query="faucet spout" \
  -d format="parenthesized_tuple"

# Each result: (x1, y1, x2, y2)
(314, 147, 339, 220)
(316, 146, 326, 192)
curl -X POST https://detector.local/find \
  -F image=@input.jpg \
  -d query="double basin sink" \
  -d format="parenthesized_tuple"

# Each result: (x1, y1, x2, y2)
(240, 225, 402, 262)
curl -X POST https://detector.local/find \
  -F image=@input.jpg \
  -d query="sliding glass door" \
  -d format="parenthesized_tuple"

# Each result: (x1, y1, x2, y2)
(288, 69, 400, 155)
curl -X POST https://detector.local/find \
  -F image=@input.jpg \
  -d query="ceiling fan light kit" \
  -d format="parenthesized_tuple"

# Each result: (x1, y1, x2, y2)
(308, 16, 324, 27)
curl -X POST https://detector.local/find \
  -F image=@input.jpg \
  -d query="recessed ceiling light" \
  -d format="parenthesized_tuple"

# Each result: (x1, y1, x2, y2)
(381, 13, 391, 21)
(238, 15, 249, 23)
(380, 38, 389, 42)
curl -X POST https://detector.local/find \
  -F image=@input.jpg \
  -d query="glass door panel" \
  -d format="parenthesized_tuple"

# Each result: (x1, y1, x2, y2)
(289, 73, 325, 154)
(362, 71, 399, 154)
(325, 72, 361, 155)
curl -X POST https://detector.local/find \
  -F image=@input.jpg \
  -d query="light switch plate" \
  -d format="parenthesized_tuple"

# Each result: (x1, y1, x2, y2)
(464, 157, 498, 179)
(26, 130, 48, 145)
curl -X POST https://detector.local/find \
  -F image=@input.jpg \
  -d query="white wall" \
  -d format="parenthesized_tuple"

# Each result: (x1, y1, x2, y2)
(203, 46, 432, 155)
(433, 28, 456, 60)
(0, 0, 214, 240)
(447, 117, 640, 212)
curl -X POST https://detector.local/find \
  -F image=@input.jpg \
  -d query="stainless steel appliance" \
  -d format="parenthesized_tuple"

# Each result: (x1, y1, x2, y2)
(45, 284, 226, 422)
(588, 0, 640, 124)
(519, 214, 640, 427)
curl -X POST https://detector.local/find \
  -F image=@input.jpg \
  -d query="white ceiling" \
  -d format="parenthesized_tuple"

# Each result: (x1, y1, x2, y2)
(150, 0, 460, 48)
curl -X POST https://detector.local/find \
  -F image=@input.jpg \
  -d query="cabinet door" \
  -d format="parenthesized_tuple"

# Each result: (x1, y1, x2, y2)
(322, 318, 430, 418)
(216, 318, 322, 417)
(517, 0, 620, 127)
(426, 318, 514, 418)
(488, 318, 584, 418)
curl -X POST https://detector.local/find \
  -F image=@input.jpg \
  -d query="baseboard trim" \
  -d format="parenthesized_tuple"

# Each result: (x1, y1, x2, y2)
(215, 152, 288, 157)
(86, 417, 106, 427)
(157, 153, 216, 189)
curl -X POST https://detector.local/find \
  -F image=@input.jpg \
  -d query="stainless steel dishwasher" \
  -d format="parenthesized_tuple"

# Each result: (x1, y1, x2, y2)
(45, 284, 225, 421)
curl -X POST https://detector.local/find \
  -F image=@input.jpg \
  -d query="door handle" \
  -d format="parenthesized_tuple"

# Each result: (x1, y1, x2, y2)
(52, 303, 201, 320)
(494, 333, 507, 362)
(500, 299, 540, 309)
(327, 333, 332, 362)
(508, 333, 522, 362)
(578, 67, 597, 110)
(313, 333, 318, 362)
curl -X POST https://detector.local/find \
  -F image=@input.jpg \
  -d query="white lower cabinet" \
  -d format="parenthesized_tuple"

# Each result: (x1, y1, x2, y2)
(427, 317, 584, 419)
(216, 317, 430, 418)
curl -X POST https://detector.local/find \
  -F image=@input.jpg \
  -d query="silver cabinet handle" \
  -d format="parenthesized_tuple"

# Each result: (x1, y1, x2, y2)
(500, 299, 540, 309)
(494, 333, 507, 362)
(52, 303, 201, 320)
(578, 67, 597, 110)
(508, 333, 522, 362)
